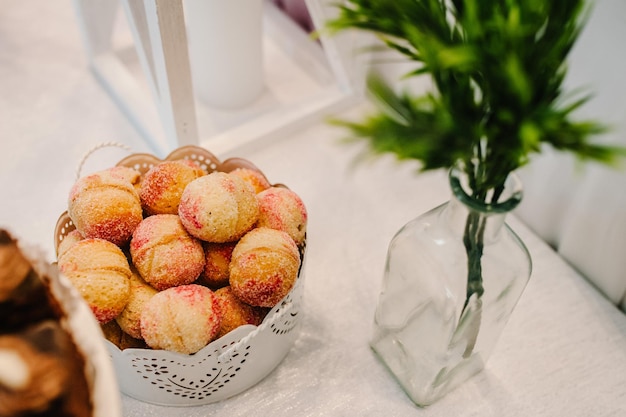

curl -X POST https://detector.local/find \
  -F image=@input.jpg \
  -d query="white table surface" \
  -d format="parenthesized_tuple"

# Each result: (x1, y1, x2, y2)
(1, 1, 626, 416)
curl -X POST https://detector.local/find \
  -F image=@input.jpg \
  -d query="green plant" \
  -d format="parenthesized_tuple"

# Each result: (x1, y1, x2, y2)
(326, 0, 625, 354)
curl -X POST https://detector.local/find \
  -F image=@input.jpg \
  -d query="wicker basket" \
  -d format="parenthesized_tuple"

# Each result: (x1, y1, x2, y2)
(8, 234, 122, 417)
(54, 146, 306, 406)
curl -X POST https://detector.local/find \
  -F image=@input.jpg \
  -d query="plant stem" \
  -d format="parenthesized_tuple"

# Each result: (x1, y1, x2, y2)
(462, 211, 486, 310)
(458, 165, 508, 358)
(459, 210, 486, 358)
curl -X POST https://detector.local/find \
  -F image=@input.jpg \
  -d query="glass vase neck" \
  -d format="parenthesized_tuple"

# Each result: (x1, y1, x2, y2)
(445, 164, 524, 243)
(449, 164, 523, 215)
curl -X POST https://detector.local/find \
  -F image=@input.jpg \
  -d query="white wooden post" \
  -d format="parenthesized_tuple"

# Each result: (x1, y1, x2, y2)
(72, 0, 199, 156)
(71, 0, 368, 157)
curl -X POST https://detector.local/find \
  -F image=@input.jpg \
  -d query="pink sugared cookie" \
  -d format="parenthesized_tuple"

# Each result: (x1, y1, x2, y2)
(256, 187, 307, 245)
(199, 241, 236, 289)
(140, 160, 205, 216)
(178, 172, 259, 243)
(115, 269, 158, 339)
(109, 165, 142, 189)
(101, 320, 147, 350)
(140, 284, 222, 354)
(56, 229, 84, 258)
(68, 167, 143, 246)
(229, 227, 300, 308)
(214, 286, 267, 338)
(58, 238, 131, 324)
(130, 214, 205, 290)
(229, 167, 271, 194)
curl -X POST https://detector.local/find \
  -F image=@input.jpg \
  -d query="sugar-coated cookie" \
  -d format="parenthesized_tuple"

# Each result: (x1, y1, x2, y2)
(101, 320, 148, 350)
(199, 241, 236, 289)
(256, 187, 307, 245)
(229, 167, 271, 194)
(178, 172, 259, 243)
(214, 286, 267, 338)
(140, 160, 205, 215)
(130, 214, 205, 290)
(140, 284, 222, 354)
(56, 229, 84, 259)
(114, 269, 158, 339)
(68, 167, 143, 246)
(57, 238, 131, 324)
(229, 227, 300, 307)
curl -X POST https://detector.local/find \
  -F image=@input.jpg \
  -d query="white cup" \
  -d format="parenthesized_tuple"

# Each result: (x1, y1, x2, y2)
(184, 0, 265, 110)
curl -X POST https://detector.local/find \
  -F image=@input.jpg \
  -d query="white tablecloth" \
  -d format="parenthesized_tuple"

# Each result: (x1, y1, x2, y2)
(1, 1, 625, 416)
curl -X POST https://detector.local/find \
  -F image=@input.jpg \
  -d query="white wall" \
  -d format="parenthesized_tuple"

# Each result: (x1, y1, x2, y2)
(516, 0, 626, 310)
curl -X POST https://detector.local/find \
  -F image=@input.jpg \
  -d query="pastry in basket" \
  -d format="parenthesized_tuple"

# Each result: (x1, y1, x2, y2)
(139, 160, 205, 215)
(68, 167, 143, 246)
(178, 172, 259, 242)
(57, 229, 84, 258)
(200, 241, 236, 289)
(229, 227, 301, 307)
(101, 320, 147, 350)
(229, 167, 272, 194)
(0, 229, 95, 416)
(130, 214, 205, 290)
(140, 284, 223, 354)
(256, 186, 308, 245)
(214, 286, 268, 338)
(114, 269, 158, 339)
(57, 238, 131, 324)
(108, 165, 142, 187)
(52, 147, 308, 406)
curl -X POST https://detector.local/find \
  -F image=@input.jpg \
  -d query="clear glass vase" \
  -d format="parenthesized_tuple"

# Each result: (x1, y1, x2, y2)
(370, 164, 532, 406)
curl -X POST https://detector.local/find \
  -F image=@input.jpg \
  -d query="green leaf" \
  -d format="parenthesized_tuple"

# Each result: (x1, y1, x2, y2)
(519, 121, 541, 153)
(324, 0, 625, 195)
(504, 54, 531, 106)
(366, 73, 412, 126)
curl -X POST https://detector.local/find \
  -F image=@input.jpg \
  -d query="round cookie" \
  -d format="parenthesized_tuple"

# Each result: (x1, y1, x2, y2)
(57, 238, 131, 324)
(108, 165, 141, 189)
(178, 172, 259, 243)
(130, 214, 205, 291)
(68, 167, 143, 246)
(199, 241, 236, 289)
(256, 187, 308, 245)
(229, 167, 271, 194)
(140, 160, 205, 215)
(140, 284, 222, 354)
(101, 320, 147, 350)
(214, 286, 267, 338)
(229, 227, 301, 307)
(115, 269, 158, 339)
(56, 229, 83, 259)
